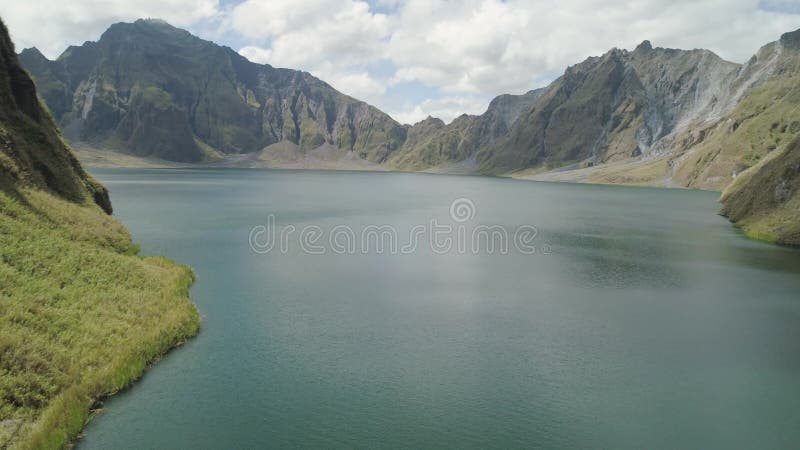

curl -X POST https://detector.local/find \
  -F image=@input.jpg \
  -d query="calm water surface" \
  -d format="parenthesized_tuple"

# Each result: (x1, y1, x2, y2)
(80, 169, 800, 449)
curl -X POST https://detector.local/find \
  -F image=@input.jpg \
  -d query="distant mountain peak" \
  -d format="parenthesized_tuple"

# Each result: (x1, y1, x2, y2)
(100, 18, 189, 42)
(416, 116, 445, 127)
(779, 27, 800, 49)
(19, 46, 45, 58)
(635, 40, 653, 52)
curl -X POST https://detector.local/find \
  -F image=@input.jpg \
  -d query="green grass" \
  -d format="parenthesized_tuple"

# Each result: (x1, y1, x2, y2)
(0, 188, 200, 449)
(740, 224, 779, 244)
(732, 204, 800, 247)
(136, 86, 174, 111)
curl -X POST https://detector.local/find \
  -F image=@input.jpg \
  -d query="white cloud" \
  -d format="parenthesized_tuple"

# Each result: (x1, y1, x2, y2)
(0, 0, 219, 58)
(230, 0, 336, 38)
(239, 46, 386, 106)
(388, 0, 535, 94)
(231, 0, 390, 69)
(310, 61, 386, 105)
(233, 1, 391, 114)
(238, 45, 271, 64)
(389, 96, 491, 125)
(234, 0, 800, 118)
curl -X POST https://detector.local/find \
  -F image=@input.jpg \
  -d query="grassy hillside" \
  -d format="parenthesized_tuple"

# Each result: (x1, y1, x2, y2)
(719, 134, 800, 246)
(0, 17, 200, 449)
(0, 190, 200, 449)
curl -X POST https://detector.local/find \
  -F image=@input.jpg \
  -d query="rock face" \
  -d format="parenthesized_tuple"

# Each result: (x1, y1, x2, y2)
(19, 19, 406, 163)
(477, 42, 741, 173)
(0, 19, 110, 212)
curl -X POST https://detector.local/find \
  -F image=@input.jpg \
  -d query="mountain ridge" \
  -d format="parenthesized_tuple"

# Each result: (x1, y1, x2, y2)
(21, 20, 800, 176)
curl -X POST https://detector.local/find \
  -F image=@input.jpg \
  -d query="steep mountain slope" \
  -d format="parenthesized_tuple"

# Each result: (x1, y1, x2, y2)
(19, 19, 406, 163)
(0, 36, 110, 212)
(711, 30, 800, 246)
(0, 18, 199, 448)
(386, 89, 543, 171)
(13, 47, 72, 124)
(477, 41, 741, 173)
(506, 30, 800, 194)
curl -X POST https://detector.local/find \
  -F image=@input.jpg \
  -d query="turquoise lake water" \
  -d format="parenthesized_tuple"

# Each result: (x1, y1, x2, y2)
(80, 168, 800, 448)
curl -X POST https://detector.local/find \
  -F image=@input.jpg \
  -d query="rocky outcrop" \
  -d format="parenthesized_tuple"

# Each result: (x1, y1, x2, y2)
(20, 19, 406, 163)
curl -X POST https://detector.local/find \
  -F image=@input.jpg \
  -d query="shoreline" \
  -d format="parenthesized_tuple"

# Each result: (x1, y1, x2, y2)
(19, 261, 200, 450)
(1, 189, 201, 450)
(85, 158, 799, 249)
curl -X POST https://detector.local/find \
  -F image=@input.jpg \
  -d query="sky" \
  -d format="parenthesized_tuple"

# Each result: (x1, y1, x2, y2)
(1, 0, 800, 125)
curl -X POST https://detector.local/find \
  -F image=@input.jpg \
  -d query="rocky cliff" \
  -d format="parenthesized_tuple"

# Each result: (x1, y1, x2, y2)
(19, 19, 406, 163)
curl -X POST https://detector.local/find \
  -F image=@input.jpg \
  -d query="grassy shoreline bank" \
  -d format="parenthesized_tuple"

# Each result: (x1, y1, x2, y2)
(0, 189, 200, 449)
